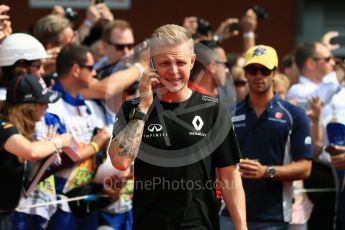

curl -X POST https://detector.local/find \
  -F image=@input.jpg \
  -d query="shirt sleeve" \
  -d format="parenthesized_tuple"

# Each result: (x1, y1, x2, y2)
(212, 126, 241, 168)
(290, 107, 313, 160)
(111, 101, 134, 138)
(0, 121, 19, 149)
(212, 102, 241, 168)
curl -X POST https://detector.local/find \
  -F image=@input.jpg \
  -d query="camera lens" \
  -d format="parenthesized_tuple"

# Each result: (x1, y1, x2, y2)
(64, 7, 78, 22)
(251, 5, 268, 20)
(197, 17, 212, 36)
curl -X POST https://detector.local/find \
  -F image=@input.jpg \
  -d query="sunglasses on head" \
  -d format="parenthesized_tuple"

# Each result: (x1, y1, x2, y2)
(107, 41, 135, 51)
(313, 56, 332, 63)
(79, 63, 95, 71)
(244, 65, 275, 76)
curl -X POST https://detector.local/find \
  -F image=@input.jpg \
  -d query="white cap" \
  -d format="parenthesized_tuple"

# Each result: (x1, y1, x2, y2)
(0, 33, 48, 67)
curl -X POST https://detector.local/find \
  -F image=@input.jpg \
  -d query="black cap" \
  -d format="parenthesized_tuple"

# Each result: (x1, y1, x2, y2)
(6, 74, 60, 104)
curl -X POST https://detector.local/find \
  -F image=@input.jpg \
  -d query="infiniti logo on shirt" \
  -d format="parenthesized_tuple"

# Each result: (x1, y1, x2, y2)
(144, 123, 167, 139)
(148, 124, 163, 132)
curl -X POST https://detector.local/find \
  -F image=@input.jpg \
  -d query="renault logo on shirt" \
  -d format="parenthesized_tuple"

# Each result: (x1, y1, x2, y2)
(148, 124, 163, 132)
(192, 116, 204, 131)
(189, 116, 206, 137)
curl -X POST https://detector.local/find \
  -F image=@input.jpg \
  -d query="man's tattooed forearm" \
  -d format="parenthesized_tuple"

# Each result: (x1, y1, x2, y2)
(113, 119, 145, 160)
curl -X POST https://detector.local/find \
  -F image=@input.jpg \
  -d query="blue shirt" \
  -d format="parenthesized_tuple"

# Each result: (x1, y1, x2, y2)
(222, 95, 312, 222)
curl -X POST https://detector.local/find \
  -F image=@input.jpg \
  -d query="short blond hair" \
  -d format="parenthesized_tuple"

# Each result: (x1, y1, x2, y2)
(33, 14, 71, 47)
(274, 73, 290, 90)
(150, 24, 194, 55)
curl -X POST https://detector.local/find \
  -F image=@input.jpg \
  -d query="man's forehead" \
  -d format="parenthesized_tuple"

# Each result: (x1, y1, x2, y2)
(150, 43, 192, 57)
(111, 28, 134, 42)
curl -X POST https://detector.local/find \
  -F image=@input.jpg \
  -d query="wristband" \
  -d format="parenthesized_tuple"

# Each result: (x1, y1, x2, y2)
(83, 19, 94, 28)
(242, 32, 255, 39)
(213, 33, 223, 43)
(90, 141, 100, 153)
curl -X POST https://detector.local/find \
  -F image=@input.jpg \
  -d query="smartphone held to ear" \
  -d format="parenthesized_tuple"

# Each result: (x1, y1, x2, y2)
(150, 58, 156, 69)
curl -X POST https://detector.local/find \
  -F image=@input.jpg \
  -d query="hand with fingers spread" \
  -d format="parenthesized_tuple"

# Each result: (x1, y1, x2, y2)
(238, 158, 267, 179)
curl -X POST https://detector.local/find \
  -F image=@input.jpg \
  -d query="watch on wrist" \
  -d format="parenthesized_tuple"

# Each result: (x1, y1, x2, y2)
(129, 107, 147, 121)
(267, 165, 276, 179)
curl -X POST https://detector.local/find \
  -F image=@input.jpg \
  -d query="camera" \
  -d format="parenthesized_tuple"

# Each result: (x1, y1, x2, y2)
(95, 0, 105, 4)
(251, 4, 268, 20)
(228, 5, 268, 32)
(64, 7, 78, 22)
(229, 22, 241, 32)
(43, 72, 58, 88)
(197, 17, 212, 36)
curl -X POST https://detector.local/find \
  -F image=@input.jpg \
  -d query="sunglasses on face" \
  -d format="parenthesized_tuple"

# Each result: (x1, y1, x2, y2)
(234, 79, 247, 87)
(30, 63, 43, 69)
(215, 60, 229, 66)
(107, 41, 135, 51)
(313, 56, 333, 63)
(79, 63, 95, 71)
(244, 65, 275, 76)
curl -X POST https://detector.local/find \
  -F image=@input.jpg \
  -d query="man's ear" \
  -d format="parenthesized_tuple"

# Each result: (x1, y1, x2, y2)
(190, 54, 196, 69)
(70, 63, 80, 78)
(305, 57, 316, 70)
(207, 60, 217, 74)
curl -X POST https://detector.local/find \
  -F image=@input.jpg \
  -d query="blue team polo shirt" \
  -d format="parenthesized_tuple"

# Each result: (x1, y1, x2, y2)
(222, 95, 312, 223)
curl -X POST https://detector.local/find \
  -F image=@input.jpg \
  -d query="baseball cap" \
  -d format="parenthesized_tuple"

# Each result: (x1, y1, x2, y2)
(244, 45, 278, 70)
(6, 74, 60, 104)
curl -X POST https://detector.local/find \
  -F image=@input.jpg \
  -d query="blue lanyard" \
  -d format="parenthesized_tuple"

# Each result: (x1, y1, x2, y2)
(52, 81, 91, 115)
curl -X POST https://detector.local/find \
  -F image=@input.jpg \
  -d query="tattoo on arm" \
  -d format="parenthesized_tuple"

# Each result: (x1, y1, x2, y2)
(111, 119, 145, 160)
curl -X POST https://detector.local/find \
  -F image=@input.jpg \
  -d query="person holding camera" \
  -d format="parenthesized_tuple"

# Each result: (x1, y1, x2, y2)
(50, 0, 114, 45)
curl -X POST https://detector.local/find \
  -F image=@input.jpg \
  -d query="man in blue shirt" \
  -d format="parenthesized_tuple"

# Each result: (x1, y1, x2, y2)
(220, 45, 313, 230)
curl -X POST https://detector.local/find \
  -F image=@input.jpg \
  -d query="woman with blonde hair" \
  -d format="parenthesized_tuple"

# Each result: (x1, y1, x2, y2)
(0, 74, 71, 229)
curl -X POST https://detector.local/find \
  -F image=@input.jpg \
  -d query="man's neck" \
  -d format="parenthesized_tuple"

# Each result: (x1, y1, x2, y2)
(58, 77, 80, 98)
(158, 88, 193, 103)
(301, 72, 321, 84)
(195, 73, 218, 96)
(249, 91, 274, 117)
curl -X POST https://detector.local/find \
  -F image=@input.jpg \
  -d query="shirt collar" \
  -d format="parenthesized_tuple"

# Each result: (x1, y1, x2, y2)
(52, 81, 91, 114)
(299, 75, 318, 87)
(242, 94, 279, 112)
